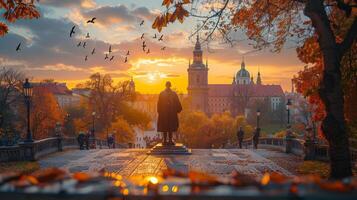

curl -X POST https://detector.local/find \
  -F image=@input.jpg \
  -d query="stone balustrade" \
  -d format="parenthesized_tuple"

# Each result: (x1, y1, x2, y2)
(243, 137, 357, 165)
(0, 137, 127, 162)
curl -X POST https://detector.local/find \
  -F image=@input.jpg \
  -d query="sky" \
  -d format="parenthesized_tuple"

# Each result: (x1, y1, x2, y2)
(0, 0, 304, 94)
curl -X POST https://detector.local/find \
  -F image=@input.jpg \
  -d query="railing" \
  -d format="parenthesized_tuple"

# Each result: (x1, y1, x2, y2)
(0, 137, 128, 162)
(242, 137, 357, 166)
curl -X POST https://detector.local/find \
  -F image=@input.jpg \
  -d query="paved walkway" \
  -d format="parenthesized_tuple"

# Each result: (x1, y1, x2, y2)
(39, 149, 298, 179)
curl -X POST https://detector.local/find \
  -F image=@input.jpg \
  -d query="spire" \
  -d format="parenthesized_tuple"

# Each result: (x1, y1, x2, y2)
(194, 34, 201, 50)
(206, 59, 208, 68)
(232, 76, 236, 84)
(291, 79, 294, 93)
(250, 76, 254, 84)
(241, 56, 245, 69)
(256, 67, 262, 85)
(189, 59, 191, 67)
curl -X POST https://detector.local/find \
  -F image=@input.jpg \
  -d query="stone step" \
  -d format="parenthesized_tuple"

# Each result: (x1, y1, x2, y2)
(147, 143, 192, 155)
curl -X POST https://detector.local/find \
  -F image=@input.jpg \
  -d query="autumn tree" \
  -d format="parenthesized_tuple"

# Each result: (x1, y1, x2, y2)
(179, 110, 253, 148)
(0, 0, 40, 36)
(84, 73, 135, 137)
(27, 86, 63, 139)
(294, 14, 357, 139)
(153, 0, 357, 179)
(0, 68, 24, 145)
(109, 117, 135, 144)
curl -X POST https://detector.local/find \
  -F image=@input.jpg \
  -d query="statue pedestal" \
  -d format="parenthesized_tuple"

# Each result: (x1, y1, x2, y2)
(148, 143, 191, 155)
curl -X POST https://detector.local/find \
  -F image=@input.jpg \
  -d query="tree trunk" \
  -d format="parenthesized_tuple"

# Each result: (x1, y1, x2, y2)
(304, 0, 352, 179)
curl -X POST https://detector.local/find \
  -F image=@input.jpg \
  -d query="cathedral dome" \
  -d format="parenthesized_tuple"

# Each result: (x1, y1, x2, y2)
(236, 68, 250, 78)
(235, 61, 250, 79)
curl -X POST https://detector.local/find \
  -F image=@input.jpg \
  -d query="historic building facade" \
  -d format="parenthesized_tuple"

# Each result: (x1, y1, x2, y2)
(187, 36, 285, 116)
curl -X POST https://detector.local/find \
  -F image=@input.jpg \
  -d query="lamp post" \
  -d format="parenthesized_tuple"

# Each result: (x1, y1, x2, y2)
(285, 98, 293, 153)
(256, 109, 261, 129)
(91, 111, 96, 148)
(286, 99, 292, 127)
(23, 78, 33, 143)
(55, 121, 63, 151)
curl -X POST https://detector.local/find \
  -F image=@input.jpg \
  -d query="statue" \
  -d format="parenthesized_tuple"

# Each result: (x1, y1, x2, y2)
(157, 81, 182, 146)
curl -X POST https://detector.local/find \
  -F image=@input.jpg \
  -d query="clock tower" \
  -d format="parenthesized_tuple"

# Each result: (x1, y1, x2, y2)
(187, 35, 209, 112)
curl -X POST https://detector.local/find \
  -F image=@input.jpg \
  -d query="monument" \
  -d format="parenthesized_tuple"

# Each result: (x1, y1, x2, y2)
(148, 81, 191, 155)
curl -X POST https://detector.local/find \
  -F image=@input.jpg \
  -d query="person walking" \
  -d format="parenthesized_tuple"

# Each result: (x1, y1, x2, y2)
(157, 81, 182, 146)
(237, 126, 244, 149)
(85, 131, 90, 150)
(253, 127, 261, 149)
(77, 131, 85, 150)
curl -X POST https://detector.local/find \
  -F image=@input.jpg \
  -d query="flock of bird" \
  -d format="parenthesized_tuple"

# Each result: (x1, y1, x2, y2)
(69, 18, 166, 63)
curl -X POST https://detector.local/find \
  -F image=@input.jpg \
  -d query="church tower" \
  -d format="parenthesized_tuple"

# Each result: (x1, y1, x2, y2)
(187, 35, 209, 112)
(256, 69, 262, 85)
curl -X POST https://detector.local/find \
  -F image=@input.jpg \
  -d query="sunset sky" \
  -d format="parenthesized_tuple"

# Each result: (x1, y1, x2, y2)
(0, 0, 304, 94)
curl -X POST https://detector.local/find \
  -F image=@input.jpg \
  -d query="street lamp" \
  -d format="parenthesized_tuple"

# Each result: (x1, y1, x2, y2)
(286, 99, 292, 127)
(23, 78, 33, 143)
(256, 109, 261, 129)
(91, 112, 96, 147)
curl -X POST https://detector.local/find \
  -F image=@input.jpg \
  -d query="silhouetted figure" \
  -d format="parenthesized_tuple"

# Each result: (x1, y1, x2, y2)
(77, 132, 85, 150)
(107, 134, 114, 149)
(253, 127, 261, 149)
(85, 131, 90, 150)
(157, 81, 182, 146)
(237, 126, 244, 149)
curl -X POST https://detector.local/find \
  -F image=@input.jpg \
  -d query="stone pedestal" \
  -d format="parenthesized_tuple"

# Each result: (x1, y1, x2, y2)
(19, 142, 35, 161)
(304, 140, 317, 160)
(148, 143, 191, 155)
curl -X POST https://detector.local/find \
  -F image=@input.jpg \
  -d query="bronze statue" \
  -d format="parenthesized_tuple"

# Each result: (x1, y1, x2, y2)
(157, 81, 182, 146)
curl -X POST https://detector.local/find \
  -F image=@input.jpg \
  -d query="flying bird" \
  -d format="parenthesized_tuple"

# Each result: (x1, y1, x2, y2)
(158, 35, 163, 41)
(146, 48, 150, 54)
(105, 54, 109, 60)
(16, 43, 21, 52)
(87, 17, 96, 24)
(108, 45, 112, 53)
(153, 34, 157, 39)
(91, 48, 95, 55)
(70, 26, 76, 37)
(83, 42, 87, 48)
(126, 50, 130, 56)
(142, 43, 147, 52)
(140, 20, 144, 26)
(86, 33, 90, 38)
(77, 41, 82, 47)
(124, 57, 128, 63)
(110, 56, 114, 61)
(85, 55, 88, 61)
(161, 46, 166, 50)
(140, 33, 144, 40)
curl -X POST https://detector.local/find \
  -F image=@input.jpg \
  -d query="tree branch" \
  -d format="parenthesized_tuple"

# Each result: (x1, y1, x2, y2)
(338, 18, 357, 55)
(335, 0, 352, 16)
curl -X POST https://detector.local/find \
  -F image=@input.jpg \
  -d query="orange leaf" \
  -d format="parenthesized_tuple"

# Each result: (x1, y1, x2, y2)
(73, 172, 91, 182)
(0, 22, 8, 37)
(162, 0, 174, 8)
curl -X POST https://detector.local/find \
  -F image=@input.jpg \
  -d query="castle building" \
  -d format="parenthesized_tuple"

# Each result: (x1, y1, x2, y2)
(187, 36, 285, 116)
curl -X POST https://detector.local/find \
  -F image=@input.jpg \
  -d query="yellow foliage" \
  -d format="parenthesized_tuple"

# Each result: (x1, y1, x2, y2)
(109, 117, 134, 143)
